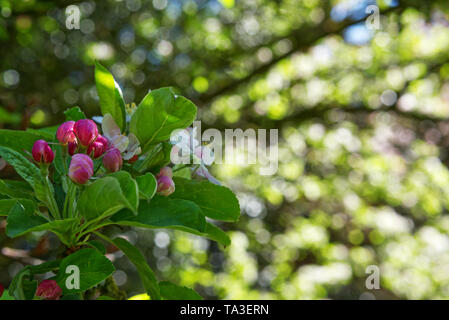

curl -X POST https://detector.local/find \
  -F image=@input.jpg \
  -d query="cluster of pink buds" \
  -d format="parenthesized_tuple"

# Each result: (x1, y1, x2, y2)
(35, 279, 62, 300)
(156, 166, 175, 196)
(57, 119, 109, 158)
(32, 117, 133, 185)
(55, 118, 124, 184)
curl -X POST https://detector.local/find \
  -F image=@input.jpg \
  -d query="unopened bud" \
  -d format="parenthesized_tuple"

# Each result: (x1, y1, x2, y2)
(69, 153, 94, 184)
(74, 119, 98, 147)
(35, 280, 62, 300)
(56, 121, 76, 145)
(156, 166, 173, 179)
(32, 140, 54, 164)
(157, 175, 175, 196)
(87, 135, 108, 159)
(68, 140, 78, 156)
(102, 148, 122, 172)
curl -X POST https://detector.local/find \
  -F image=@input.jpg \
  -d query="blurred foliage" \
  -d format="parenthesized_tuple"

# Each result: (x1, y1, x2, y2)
(1, 0, 449, 299)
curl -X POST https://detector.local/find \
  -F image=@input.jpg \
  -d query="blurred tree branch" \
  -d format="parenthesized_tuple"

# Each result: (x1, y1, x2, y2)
(197, 6, 403, 105)
(197, 0, 442, 106)
(207, 58, 447, 132)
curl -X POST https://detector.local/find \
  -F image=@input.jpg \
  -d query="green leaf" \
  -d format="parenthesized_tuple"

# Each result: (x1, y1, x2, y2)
(54, 183, 66, 213)
(0, 146, 47, 203)
(87, 240, 106, 254)
(0, 199, 16, 216)
(6, 201, 77, 245)
(159, 281, 202, 300)
(157, 220, 230, 246)
(0, 179, 34, 200)
(136, 172, 157, 200)
(5, 201, 42, 237)
(129, 88, 197, 150)
(108, 171, 139, 214)
(64, 106, 86, 121)
(8, 267, 37, 300)
(26, 126, 58, 141)
(194, 222, 231, 247)
(0, 129, 46, 155)
(29, 260, 61, 275)
(134, 141, 172, 172)
(173, 167, 192, 179)
(77, 176, 133, 221)
(103, 236, 161, 300)
(0, 289, 15, 300)
(111, 197, 206, 233)
(95, 61, 126, 131)
(55, 248, 115, 294)
(53, 145, 68, 181)
(0, 198, 34, 216)
(172, 178, 240, 222)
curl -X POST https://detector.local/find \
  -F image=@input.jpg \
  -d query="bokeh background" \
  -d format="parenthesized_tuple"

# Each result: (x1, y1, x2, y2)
(1, 0, 449, 300)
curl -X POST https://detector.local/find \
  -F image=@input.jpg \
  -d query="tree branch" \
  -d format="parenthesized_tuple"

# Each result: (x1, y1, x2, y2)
(197, 5, 403, 104)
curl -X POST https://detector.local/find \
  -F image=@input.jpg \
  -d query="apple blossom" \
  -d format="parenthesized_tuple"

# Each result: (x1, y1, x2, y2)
(170, 127, 221, 185)
(123, 132, 141, 160)
(102, 113, 141, 159)
(102, 113, 128, 152)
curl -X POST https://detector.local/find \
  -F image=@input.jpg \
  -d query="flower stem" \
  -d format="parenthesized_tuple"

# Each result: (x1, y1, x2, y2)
(134, 143, 162, 172)
(172, 164, 188, 172)
(63, 180, 77, 219)
(42, 171, 61, 220)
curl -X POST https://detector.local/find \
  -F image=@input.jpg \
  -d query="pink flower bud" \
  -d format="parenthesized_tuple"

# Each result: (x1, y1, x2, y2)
(0, 284, 4, 298)
(69, 153, 93, 184)
(68, 140, 78, 156)
(87, 135, 108, 159)
(156, 166, 173, 179)
(157, 175, 175, 196)
(102, 148, 122, 172)
(56, 121, 76, 145)
(35, 280, 62, 300)
(32, 140, 54, 164)
(74, 119, 98, 147)
(96, 135, 110, 149)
